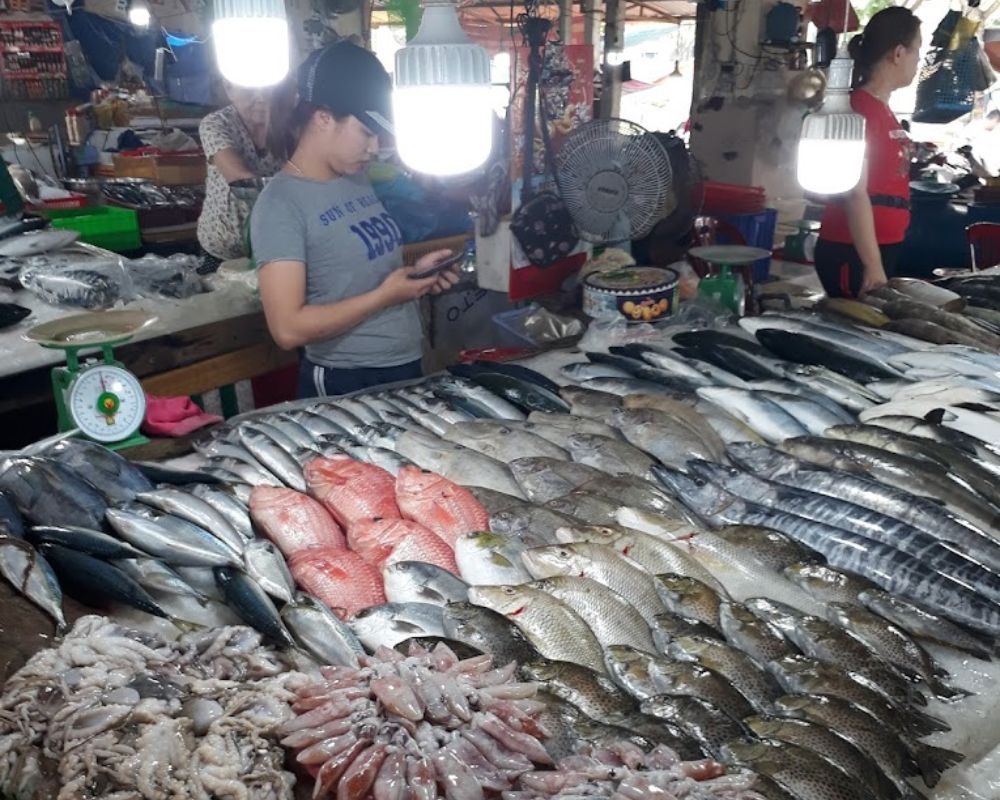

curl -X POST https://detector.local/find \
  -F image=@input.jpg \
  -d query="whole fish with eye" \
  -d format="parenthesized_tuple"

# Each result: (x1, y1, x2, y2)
(744, 597, 923, 711)
(430, 375, 528, 420)
(469, 584, 608, 674)
(508, 457, 605, 504)
(0, 457, 107, 530)
(712, 526, 821, 573)
(382, 560, 469, 606)
(743, 715, 903, 800)
(563, 432, 655, 478)
(578, 474, 686, 517)
(487, 501, 580, 546)
(695, 388, 808, 444)
(639, 695, 749, 759)
(441, 421, 569, 463)
(718, 601, 793, 668)
(441, 601, 541, 668)
(774, 693, 963, 790)
(454, 530, 532, 585)
(719, 739, 881, 800)
(521, 542, 667, 625)
(349, 602, 446, 651)
(44, 438, 153, 502)
(653, 574, 725, 632)
(242, 540, 295, 604)
(545, 489, 623, 527)
(520, 659, 637, 721)
(765, 653, 950, 739)
(782, 562, 876, 606)
(650, 613, 722, 653)
(754, 328, 906, 383)
(116, 558, 210, 605)
(137, 488, 246, 556)
(527, 575, 656, 653)
(667, 634, 783, 714)
(105, 508, 242, 568)
(606, 407, 727, 467)
(559, 385, 623, 418)
(526, 410, 626, 442)
(281, 592, 365, 667)
(825, 601, 962, 699)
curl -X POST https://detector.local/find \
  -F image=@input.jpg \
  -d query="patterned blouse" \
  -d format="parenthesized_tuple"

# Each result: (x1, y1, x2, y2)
(197, 106, 283, 260)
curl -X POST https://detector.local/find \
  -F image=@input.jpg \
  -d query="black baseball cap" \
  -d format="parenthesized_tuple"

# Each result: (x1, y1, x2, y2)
(298, 41, 395, 137)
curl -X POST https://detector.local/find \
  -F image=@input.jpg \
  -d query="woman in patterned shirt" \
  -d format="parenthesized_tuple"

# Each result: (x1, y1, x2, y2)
(196, 80, 293, 269)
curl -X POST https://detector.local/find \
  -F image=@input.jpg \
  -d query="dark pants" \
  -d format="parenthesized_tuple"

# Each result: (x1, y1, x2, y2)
(814, 239, 901, 299)
(296, 357, 422, 399)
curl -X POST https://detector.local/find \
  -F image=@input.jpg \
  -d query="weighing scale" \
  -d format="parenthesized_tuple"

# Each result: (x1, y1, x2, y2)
(688, 245, 773, 316)
(25, 311, 158, 449)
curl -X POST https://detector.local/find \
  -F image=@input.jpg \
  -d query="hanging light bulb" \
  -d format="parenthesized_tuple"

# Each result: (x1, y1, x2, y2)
(796, 46, 866, 194)
(393, 0, 493, 176)
(212, 0, 290, 88)
(129, 0, 151, 27)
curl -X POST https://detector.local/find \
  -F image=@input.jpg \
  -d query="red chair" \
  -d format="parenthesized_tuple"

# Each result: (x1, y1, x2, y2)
(968, 222, 1000, 270)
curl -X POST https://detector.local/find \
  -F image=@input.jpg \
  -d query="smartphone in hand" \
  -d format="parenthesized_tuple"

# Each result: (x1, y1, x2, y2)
(408, 251, 464, 280)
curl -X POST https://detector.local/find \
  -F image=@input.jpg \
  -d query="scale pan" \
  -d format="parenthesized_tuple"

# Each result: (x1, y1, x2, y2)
(25, 310, 158, 347)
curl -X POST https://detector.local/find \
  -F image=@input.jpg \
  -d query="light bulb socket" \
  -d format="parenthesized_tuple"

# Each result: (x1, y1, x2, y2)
(395, 1, 490, 87)
(213, 0, 286, 22)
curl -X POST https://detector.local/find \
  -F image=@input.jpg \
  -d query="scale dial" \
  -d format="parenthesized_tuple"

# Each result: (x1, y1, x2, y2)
(67, 364, 146, 443)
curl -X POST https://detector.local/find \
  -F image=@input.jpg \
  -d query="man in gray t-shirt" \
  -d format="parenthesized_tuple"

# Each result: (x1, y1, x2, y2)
(249, 42, 457, 399)
(251, 171, 420, 370)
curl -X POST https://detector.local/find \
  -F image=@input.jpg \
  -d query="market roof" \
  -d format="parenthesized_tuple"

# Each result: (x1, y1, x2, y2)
(372, 0, 697, 23)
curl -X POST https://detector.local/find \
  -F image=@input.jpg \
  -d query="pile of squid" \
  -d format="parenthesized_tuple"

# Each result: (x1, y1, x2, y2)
(280, 642, 764, 800)
(0, 616, 310, 800)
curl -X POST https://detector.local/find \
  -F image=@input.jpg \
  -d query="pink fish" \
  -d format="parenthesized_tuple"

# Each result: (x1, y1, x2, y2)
(289, 547, 386, 619)
(349, 518, 456, 573)
(249, 487, 346, 558)
(305, 458, 400, 529)
(395, 467, 489, 548)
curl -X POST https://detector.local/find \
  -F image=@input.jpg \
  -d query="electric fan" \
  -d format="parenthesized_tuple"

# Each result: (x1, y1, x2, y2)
(555, 118, 674, 244)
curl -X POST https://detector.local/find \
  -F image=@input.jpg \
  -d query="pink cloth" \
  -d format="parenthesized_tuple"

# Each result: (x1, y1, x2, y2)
(142, 395, 222, 438)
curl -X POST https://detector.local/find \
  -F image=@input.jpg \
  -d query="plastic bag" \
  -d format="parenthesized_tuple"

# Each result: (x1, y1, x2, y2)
(127, 254, 204, 299)
(18, 256, 134, 310)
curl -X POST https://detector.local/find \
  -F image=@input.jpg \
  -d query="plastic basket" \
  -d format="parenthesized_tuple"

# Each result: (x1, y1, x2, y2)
(492, 307, 541, 349)
(46, 205, 141, 252)
(716, 208, 777, 282)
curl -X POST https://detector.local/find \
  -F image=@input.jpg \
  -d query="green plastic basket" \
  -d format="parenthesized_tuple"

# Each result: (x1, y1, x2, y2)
(46, 205, 141, 253)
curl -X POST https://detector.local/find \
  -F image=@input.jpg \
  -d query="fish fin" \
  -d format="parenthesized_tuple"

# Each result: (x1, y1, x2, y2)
(931, 679, 972, 702)
(915, 744, 964, 788)
(169, 616, 207, 632)
(923, 409, 946, 425)
(904, 708, 951, 736)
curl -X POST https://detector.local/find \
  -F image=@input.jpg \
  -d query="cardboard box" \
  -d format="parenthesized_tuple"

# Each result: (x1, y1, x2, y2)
(113, 153, 206, 185)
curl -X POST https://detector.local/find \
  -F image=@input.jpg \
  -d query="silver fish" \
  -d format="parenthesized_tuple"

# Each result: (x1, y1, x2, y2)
(189, 484, 254, 542)
(137, 489, 246, 555)
(239, 430, 306, 491)
(508, 457, 604, 504)
(382, 560, 469, 606)
(243, 540, 295, 604)
(117, 558, 209, 604)
(455, 531, 531, 585)
(282, 592, 365, 667)
(563, 432, 655, 478)
(106, 509, 241, 568)
(350, 602, 446, 650)
(0, 536, 64, 629)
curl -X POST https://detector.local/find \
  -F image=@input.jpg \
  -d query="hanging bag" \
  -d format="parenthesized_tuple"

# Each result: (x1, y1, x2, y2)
(510, 45, 579, 267)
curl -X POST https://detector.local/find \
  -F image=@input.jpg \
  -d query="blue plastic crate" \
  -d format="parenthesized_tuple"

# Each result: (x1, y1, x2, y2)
(716, 208, 778, 282)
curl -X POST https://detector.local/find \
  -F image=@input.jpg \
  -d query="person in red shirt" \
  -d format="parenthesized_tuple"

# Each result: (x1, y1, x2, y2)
(815, 8, 922, 298)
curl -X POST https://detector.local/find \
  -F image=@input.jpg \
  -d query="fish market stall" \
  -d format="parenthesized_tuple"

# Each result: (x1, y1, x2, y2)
(4, 271, 1000, 799)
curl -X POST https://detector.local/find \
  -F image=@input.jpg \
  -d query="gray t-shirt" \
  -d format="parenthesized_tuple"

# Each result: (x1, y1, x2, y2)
(250, 171, 422, 370)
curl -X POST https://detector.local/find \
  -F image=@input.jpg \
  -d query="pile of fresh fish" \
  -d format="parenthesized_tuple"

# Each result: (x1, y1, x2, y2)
(280, 639, 764, 800)
(6, 274, 1000, 799)
(0, 616, 310, 800)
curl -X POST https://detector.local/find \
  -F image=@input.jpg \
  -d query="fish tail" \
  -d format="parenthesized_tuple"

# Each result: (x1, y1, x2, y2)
(915, 743, 964, 788)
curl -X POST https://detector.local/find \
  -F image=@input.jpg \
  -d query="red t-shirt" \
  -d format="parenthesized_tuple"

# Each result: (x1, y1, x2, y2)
(819, 90, 912, 245)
